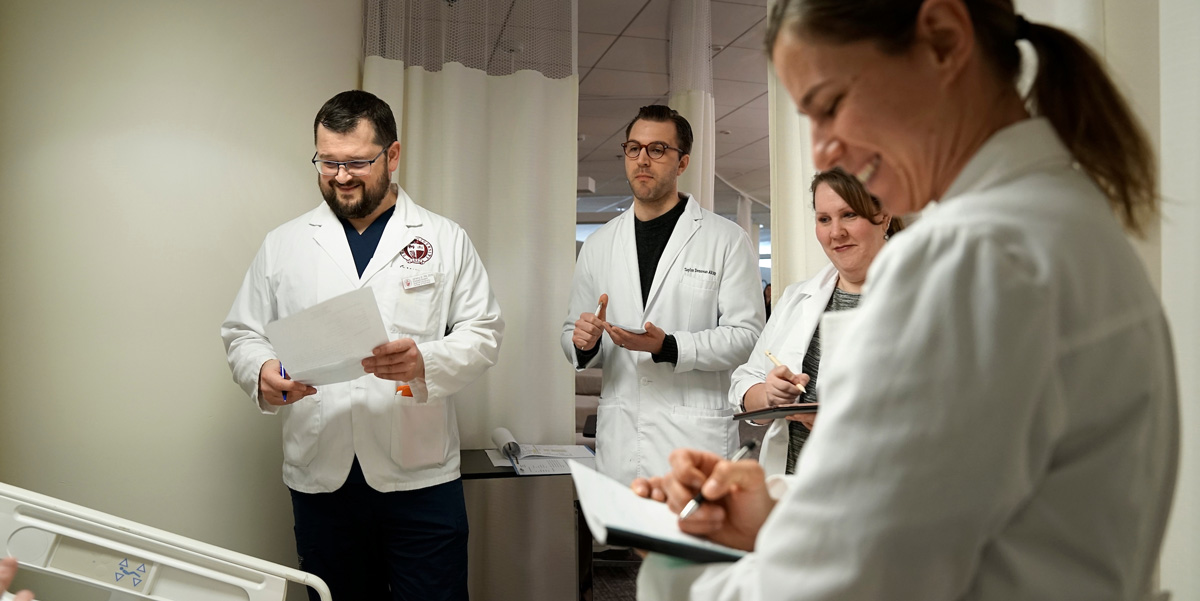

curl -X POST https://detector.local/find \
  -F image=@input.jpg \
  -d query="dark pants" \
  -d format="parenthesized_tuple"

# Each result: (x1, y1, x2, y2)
(289, 459, 469, 601)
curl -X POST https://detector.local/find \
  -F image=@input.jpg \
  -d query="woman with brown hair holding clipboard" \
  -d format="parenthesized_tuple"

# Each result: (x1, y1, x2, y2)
(731, 168, 902, 476)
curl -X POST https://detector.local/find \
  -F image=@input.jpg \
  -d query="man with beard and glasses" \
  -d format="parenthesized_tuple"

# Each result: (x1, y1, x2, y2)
(221, 90, 503, 601)
(562, 105, 764, 487)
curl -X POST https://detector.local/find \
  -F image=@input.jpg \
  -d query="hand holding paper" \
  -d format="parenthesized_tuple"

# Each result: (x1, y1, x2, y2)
(263, 287, 390, 386)
(363, 338, 425, 382)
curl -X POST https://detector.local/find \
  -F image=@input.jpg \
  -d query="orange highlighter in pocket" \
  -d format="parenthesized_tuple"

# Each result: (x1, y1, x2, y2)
(396, 384, 413, 397)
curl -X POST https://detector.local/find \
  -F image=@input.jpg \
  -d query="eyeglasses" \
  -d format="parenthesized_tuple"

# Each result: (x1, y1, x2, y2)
(311, 148, 387, 176)
(621, 141, 685, 160)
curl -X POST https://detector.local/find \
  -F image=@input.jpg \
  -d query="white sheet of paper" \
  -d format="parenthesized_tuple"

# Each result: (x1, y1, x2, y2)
(263, 287, 391, 386)
(568, 460, 744, 558)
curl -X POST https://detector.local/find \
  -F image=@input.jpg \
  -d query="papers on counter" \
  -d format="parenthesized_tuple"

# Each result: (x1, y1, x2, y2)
(488, 428, 596, 475)
(263, 287, 390, 386)
(568, 460, 747, 563)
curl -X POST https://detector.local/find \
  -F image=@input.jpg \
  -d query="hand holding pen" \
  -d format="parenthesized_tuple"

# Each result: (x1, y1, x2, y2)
(763, 350, 810, 409)
(680, 440, 758, 519)
(630, 444, 776, 552)
(571, 294, 608, 352)
(260, 359, 316, 406)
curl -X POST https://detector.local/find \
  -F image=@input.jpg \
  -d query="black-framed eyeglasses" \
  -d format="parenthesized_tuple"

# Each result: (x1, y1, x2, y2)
(621, 141, 685, 160)
(311, 148, 387, 176)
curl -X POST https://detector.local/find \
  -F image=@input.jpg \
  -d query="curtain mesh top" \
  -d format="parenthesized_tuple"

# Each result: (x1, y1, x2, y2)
(365, 0, 575, 79)
(669, 0, 713, 95)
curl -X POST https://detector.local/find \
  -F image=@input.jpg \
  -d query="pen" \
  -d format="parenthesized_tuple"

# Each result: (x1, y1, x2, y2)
(594, 301, 603, 317)
(679, 440, 758, 519)
(764, 350, 806, 394)
(280, 363, 287, 402)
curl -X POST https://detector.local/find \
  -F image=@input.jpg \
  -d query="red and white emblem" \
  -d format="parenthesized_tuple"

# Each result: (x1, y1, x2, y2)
(401, 237, 433, 264)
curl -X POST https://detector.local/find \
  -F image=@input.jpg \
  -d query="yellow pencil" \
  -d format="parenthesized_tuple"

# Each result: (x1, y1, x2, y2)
(764, 350, 806, 393)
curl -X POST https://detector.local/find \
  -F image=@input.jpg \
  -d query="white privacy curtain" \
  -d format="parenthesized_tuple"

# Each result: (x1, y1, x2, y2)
(363, 2, 579, 598)
(362, 1, 577, 451)
(669, 0, 716, 210)
(365, 58, 578, 450)
(766, 0, 824, 293)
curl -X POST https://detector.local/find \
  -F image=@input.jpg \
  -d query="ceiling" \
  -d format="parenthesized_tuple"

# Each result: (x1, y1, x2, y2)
(576, 0, 772, 232)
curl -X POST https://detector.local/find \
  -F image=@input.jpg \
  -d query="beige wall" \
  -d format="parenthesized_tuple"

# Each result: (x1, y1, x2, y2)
(0, 1, 362, 598)
(1158, 0, 1200, 597)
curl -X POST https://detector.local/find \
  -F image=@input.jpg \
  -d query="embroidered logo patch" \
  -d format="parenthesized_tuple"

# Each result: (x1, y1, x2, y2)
(401, 237, 433, 264)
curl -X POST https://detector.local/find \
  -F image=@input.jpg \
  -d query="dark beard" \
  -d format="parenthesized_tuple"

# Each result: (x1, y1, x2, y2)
(321, 169, 390, 220)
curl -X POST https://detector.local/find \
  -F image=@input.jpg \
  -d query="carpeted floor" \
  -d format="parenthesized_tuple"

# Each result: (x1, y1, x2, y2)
(594, 562, 640, 600)
(592, 553, 641, 601)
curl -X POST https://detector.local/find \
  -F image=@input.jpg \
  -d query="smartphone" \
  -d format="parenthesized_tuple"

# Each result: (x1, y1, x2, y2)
(610, 323, 646, 335)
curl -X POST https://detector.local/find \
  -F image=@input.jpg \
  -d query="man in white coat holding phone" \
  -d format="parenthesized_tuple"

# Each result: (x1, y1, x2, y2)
(562, 105, 764, 486)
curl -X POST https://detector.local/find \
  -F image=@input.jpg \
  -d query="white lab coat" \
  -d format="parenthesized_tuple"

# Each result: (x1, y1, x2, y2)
(728, 263, 838, 476)
(562, 194, 765, 485)
(638, 118, 1179, 600)
(222, 186, 503, 493)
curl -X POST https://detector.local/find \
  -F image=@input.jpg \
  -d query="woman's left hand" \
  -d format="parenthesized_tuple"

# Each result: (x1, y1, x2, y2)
(789, 412, 817, 428)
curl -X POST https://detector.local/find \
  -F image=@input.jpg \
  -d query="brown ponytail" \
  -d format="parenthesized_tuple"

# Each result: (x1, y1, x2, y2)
(766, 0, 1158, 235)
(1021, 21, 1157, 235)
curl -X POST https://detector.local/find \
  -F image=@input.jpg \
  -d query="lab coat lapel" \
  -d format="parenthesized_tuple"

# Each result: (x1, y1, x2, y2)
(644, 195, 701, 316)
(359, 188, 421, 285)
(309, 204, 360, 287)
(792, 265, 840, 352)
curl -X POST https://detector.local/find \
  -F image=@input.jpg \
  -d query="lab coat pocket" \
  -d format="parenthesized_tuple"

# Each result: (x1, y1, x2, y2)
(593, 403, 633, 473)
(669, 405, 735, 458)
(391, 389, 448, 470)
(387, 271, 444, 337)
(681, 269, 719, 291)
(682, 271, 720, 330)
(281, 396, 322, 467)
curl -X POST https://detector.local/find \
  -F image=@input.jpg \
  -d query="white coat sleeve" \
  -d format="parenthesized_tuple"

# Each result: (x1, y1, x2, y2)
(638, 227, 1058, 601)
(418, 229, 504, 400)
(674, 228, 765, 373)
(560, 241, 604, 370)
(220, 241, 281, 415)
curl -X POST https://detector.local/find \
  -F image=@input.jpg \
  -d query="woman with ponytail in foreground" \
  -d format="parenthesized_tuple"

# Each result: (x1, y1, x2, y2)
(632, 1, 1179, 599)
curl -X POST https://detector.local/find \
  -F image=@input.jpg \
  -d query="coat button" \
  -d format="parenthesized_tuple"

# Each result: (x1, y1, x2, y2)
(640, 377, 650, 386)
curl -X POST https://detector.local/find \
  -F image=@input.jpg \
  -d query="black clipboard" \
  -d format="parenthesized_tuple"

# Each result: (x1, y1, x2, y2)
(606, 527, 747, 564)
(733, 403, 818, 421)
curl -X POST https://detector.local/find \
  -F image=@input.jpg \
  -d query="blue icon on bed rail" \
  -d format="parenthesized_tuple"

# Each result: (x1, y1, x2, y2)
(114, 558, 147, 587)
